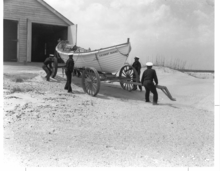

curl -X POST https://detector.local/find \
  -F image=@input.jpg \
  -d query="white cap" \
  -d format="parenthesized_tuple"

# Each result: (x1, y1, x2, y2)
(49, 54, 54, 57)
(135, 56, 139, 59)
(146, 62, 153, 66)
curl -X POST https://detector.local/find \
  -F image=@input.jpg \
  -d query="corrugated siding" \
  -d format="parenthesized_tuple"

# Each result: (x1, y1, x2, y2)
(4, 0, 69, 62)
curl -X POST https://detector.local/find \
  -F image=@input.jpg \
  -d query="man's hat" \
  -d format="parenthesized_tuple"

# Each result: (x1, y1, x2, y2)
(49, 54, 54, 57)
(135, 56, 139, 59)
(146, 62, 153, 66)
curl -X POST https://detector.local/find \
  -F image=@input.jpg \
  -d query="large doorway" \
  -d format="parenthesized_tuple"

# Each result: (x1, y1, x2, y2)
(4, 19, 18, 61)
(31, 23, 67, 62)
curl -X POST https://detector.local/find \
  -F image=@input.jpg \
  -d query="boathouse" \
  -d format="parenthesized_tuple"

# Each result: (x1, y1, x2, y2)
(4, 0, 75, 62)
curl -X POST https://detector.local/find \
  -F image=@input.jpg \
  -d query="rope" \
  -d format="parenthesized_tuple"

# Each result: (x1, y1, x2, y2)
(95, 50, 103, 72)
(115, 42, 131, 57)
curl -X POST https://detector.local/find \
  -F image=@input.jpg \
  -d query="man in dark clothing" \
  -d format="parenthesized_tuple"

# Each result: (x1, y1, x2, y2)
(42, 54, 54, 81)
(132, 56, 142, 91)
(64, 54, 74, 93)
(141, 62, 158, 105)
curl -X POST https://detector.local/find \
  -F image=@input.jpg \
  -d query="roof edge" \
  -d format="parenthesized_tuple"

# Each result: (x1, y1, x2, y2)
(37, 0, 74, 26)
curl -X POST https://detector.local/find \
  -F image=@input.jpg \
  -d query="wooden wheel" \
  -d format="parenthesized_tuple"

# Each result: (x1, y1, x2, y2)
(81, 67, 100, 96)
(51, 57, 58, 78)
(119, 65, 138, 91)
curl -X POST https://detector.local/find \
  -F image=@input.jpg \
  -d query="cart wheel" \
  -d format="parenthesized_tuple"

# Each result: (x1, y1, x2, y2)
(51, 57, 58, 78)
(81, 67, 100, 96)
(119, 65, 138, 91)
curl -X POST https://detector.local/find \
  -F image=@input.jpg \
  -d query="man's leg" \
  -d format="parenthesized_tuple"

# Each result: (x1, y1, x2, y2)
(42, 66, 50, 81)
(137, 74, 142, 91)
(133, 80, 137, 90)
(133, 85, 137, 90)
(151, 85, 158, 104)
(138, 81, 142, 91)
(144, 86, 150, 102)
(64, 71, 68, 90)
(138, 84, 142, 91)
(48, 68, 52, 77)
(77, 70, 81, 77)
(132, 73, 137, 90)
(68, 72, 72, 92)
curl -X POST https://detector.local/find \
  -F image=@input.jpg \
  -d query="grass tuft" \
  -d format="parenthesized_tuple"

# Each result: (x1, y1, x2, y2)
(144, 56, 187, 70)
(10, 86, 33, 93)
(15, 78, 24, 83)
(4, 73, 38, 82)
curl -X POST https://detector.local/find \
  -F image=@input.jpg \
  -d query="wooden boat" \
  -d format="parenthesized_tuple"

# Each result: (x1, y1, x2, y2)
(55, 38, 131, 73)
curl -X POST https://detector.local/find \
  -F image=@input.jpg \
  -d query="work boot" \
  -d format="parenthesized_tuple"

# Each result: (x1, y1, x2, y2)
(153, 102, 158, 105)
(145, 100, 150, 102)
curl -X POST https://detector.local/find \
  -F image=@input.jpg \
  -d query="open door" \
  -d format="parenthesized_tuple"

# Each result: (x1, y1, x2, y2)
(4, 19, 18, 61)
(31, 23, 67, 62)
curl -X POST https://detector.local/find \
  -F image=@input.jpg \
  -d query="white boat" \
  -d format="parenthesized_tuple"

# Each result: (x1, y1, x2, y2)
(55, 39, 131, 73)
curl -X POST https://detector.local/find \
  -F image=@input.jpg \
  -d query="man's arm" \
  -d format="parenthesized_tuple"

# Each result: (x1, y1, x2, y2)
(71, 60, 75, 72)
(49, 57, 54, 69)
(141, 71, 144, 85)
(43, 58, 49, 65)
(138, 62, 141, 69)
(65, 59, 69, 69)
(154, 70, 158, 85)
(132, 62, 135, 68)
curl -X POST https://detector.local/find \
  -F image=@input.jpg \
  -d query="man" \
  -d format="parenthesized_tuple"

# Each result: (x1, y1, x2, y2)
(132, 56, 142, 91)
(64, 54, 74, 93)
(141, 62, 158, 105)
(42, 54, 54, 81)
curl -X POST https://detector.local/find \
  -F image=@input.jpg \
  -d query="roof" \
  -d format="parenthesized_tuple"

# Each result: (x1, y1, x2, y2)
(37, 0, 74, 26)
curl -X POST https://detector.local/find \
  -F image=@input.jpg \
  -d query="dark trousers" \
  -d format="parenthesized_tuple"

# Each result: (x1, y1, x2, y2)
(143, 81, 158, 103)
(65, 71, 72, 92)
(133, 74, 142, 90)
(42, 65, 52, 81)
(74, 69, 81, 77)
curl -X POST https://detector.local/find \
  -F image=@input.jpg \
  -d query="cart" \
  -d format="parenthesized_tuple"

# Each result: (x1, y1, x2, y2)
(49, 39, 176, 101)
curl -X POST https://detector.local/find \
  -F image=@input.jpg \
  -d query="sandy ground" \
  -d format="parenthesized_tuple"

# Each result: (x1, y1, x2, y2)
(3, 63, 214, 167)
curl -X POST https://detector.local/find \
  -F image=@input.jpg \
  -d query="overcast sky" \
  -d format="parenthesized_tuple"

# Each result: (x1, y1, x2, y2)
(45, 0, 214, 70)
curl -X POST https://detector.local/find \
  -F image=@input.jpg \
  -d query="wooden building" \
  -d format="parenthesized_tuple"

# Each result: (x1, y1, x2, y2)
(4, 0, 75, 62)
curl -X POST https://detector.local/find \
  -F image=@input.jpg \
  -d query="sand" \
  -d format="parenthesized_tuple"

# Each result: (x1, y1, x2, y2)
(3, 64, 214, 167)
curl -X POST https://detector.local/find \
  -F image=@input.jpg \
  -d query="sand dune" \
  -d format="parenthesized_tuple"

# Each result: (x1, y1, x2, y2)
(3, 64, 214, 167)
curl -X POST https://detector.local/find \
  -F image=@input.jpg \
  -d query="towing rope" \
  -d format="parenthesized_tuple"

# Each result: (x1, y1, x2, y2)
(115, 43, 131, 57)
(95, 50, 103, 72)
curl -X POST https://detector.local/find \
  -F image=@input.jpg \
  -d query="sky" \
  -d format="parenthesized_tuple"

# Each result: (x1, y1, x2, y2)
(44, 0, 215, 70)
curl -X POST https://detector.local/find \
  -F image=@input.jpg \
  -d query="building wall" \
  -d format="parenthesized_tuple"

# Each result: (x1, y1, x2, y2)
(68, 25, 77, 45)
(4, 0, 72, 62)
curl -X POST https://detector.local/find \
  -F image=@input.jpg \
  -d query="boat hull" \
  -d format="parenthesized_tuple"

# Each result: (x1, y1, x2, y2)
(56, 40, 131, 73)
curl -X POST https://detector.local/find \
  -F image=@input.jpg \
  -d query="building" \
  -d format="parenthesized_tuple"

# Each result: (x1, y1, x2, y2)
(4, 0, 76, 62)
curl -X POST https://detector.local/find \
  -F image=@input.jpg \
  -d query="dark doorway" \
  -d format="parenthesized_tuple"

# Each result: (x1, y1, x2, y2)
(4, 19, 18, 61)
(32, 23, 67, 62)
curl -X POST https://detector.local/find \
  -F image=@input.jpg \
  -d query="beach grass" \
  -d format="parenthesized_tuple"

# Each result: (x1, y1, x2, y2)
(3, 73, 38, 93)
(144, 56, 187, 70)
(4, 73, 38, 82)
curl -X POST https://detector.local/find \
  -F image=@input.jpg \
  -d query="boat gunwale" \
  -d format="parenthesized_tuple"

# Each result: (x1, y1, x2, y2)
(56, 40, 130, 55)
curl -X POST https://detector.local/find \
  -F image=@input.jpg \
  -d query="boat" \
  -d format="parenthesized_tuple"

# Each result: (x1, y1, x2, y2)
(55, 38, 131, 73)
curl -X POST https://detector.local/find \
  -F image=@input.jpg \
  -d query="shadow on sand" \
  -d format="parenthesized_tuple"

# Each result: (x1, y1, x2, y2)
(157, 103, 180, 109)
(70, 76, 147, 102)
(55, 75, 179, 108)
